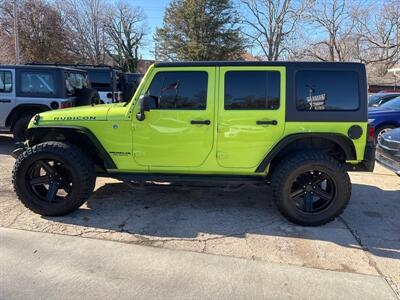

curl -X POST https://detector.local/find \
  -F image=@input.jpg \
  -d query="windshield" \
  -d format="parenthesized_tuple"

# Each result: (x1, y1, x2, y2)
(368, 95, 381, 106)
(381, 97, 400, 110)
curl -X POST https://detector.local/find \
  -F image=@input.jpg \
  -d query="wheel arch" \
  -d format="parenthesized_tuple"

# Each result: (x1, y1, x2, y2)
(6, 104, 50, 129)
(26, 126, 116, 172)
(256, 133, 357, 173)
(375, 121, 399, 131)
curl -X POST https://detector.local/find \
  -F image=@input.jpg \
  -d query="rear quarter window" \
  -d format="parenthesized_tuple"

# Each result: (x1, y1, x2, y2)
(296, 70, 359, 111)
(19, 71, 56, 97)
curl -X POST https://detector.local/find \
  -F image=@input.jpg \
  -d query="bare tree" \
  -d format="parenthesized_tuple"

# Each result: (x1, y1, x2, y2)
(104, 1, 146, 71)
(240, 0, 308, 61)
(19, 0, 74, 63)
(0, 0, 16, 63)
(302, 0, 354, 62)
(0, 0, 74, 63)
(352, 0, 400, 74)
(57, 0, 107, 64)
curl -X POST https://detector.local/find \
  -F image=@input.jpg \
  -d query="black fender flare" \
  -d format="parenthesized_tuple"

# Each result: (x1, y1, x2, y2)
(255, 133, 357, 173)
(26, 126, 116, 170)
(6, 104, 50, 128)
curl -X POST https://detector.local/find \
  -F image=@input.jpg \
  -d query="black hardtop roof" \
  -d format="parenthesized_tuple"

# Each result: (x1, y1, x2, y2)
(155, 61, 365, 68)
(0, 64, 88, 72)
(25, 62, 123, 72)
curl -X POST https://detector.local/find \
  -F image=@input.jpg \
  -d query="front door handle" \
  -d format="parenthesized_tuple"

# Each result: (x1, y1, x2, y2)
(256, 120, 278, 126)
(191, 120, 211, 125)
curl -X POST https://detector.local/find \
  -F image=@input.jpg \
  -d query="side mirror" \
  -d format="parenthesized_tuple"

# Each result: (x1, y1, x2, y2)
(136, 95, 158, 121)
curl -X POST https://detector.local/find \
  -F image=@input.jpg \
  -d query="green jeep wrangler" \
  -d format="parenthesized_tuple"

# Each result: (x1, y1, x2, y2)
(12, 61, 375, 226)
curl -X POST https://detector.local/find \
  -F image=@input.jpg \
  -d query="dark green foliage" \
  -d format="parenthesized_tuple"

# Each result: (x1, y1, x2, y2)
(155, 0, 246, 61)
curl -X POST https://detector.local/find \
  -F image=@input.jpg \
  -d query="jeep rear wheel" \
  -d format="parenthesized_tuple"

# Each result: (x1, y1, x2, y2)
(12, 142, 96, 216)
(271, 152, 351, 226)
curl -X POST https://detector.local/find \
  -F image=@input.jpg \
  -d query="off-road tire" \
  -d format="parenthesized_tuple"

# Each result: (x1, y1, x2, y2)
(76, 88, 100, 106)
(12, 114, 34, 142)
(271, 152, 351, 226)
(12, 142, 96, 216)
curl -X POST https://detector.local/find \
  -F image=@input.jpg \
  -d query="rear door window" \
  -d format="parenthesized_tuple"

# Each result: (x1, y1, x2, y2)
(296, 70, 359, 111)
(224, 71, 280, 110)
(20, 71, 56, 97)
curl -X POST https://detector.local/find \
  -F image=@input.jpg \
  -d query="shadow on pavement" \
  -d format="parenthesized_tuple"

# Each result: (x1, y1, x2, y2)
(0, 134, 15, 155)
(44, 180, 400, 260)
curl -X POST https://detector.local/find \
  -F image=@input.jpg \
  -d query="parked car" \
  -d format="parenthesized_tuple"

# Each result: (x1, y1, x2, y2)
(78, 65, 124, 103)
(27, 63, 124, 104)
(122, 72, 144, 102)
(368, 92, 400, 107)
(12, 61, 375, 226)
(368, 96, 400, 141)
(0, 65, 99, 141)
(376, 127, 400, 176)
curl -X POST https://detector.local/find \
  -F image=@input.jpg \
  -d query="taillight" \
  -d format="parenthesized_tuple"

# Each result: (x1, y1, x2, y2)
(60, 101, 73, 109)
(368, 125, 375, 142)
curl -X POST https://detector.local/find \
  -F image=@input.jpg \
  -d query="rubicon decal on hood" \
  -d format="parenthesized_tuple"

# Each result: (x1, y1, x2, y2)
(53, 116, 97, 121)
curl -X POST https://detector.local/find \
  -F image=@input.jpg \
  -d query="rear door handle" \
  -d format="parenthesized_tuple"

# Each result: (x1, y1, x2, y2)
(191, 120, 211, 125)
(0, 99, 11, 103)
(256, 120, 278, 125)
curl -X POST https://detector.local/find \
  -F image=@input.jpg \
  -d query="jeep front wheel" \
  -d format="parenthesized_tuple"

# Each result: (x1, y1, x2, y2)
(271, 152, 351, 226)
(12, 142, 96, 216)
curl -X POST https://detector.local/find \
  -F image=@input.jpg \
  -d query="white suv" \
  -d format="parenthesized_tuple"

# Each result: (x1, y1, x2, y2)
(0, 65, 99, 141)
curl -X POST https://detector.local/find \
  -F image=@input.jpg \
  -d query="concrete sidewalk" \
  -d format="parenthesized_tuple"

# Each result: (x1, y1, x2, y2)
(0, 228, 396, 300)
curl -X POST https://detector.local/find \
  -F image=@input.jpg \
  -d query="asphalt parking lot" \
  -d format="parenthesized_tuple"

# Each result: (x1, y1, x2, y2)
(0, 133, 399, 297)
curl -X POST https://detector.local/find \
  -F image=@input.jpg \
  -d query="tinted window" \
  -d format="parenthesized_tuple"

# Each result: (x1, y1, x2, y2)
(0, 71, 12, 92)
(224, 71, 280, 110)
(296, 71, 359, 111)
(87, 70, 112, 91)
(20, 71, 55, 96)
(381, 97, 400, 110)
(147, 71, 208, 110)
(65, 72, 88, 96)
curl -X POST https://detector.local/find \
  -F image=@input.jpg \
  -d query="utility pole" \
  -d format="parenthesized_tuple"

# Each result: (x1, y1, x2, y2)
(13, 0, 20, 64)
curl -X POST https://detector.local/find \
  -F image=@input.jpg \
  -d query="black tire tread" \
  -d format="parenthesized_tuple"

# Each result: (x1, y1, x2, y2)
(271, 151, 351, 226)
(12, 141, 95, 216)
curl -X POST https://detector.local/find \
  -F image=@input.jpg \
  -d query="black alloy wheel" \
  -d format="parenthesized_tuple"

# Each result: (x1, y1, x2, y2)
(27, 159, 73, 203)
(289, 170, 335, 214)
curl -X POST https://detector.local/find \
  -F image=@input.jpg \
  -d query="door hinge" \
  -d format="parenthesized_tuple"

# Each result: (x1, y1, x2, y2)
(133, 151, 144, 157)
